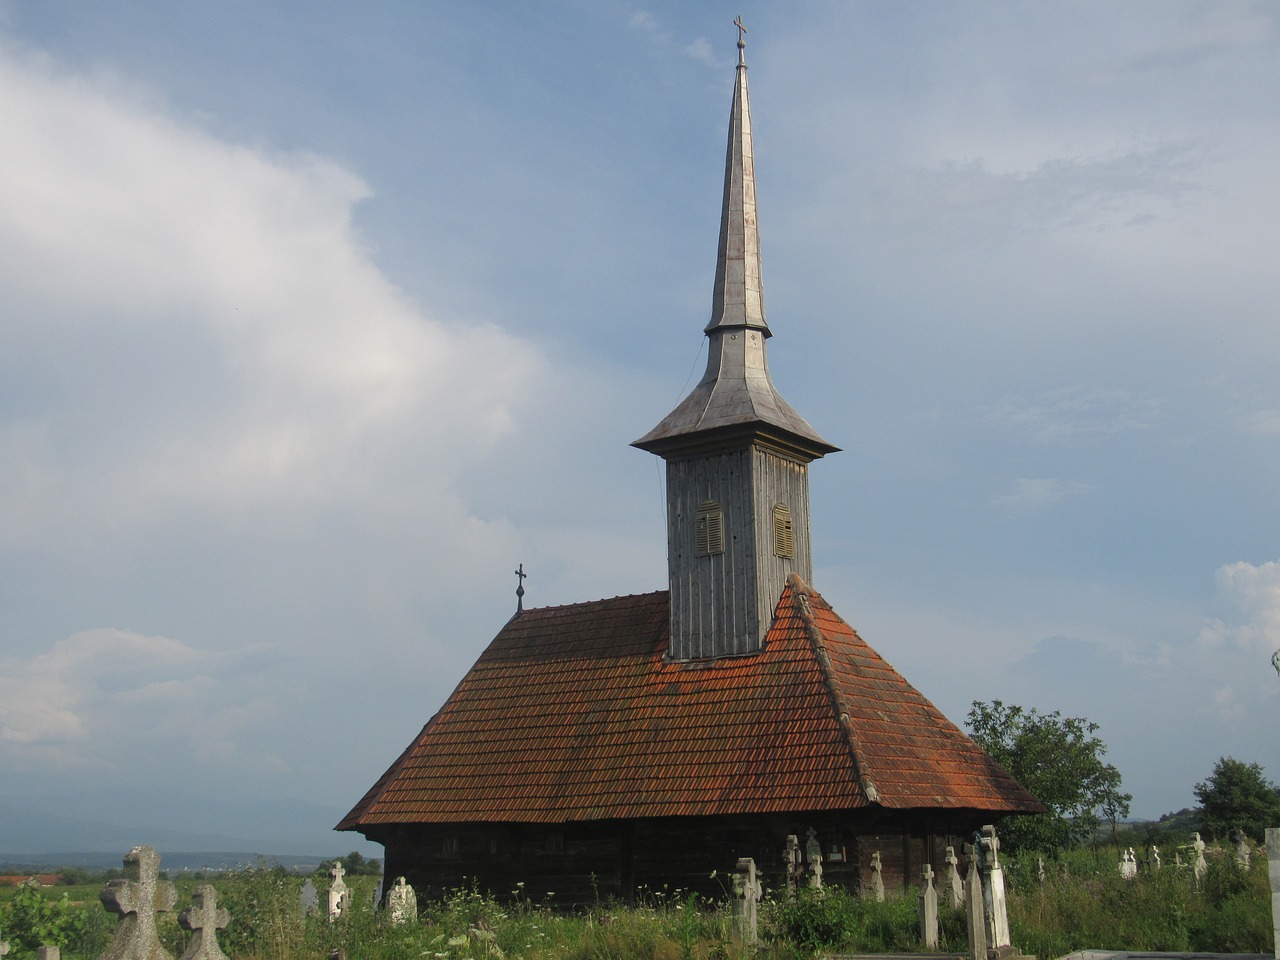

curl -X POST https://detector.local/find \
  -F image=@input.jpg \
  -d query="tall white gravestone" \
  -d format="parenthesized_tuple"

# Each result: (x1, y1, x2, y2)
(963, 843, 987, 960)
(732, 857, 761, 946)
(387, 877, 417, 925)
(978, 825, 1012, 951)
(805, 827, 824, 889)
(919, 864, 939, 950)
(944, 845, 964, 908)
(327, 862, 349, 921)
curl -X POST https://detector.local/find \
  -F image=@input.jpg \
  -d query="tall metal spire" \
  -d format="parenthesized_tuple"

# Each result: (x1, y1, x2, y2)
(633, 20, 837, 461)
(706, 15, 767, 337)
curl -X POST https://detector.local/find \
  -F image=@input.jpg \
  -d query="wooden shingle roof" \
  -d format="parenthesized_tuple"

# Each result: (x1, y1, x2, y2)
(338, 575, 1041, 830)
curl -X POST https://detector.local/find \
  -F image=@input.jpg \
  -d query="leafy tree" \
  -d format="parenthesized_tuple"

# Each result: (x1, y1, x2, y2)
(966, 700, 1131, 853)
(1193, 756, 1280, 843)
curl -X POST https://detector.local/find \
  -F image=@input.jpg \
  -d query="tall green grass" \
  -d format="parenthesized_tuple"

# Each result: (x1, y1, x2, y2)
(1, 845, 1273, 960)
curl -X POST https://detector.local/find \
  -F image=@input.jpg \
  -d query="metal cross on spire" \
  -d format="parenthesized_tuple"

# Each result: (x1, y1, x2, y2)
(515, 563, 527, 613)
(734, 15, 747, 62)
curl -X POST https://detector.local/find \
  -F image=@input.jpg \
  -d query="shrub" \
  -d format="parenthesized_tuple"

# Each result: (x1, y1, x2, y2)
(0, 880, 104, 959)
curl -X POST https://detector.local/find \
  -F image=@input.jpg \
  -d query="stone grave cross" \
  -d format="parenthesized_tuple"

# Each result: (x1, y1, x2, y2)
(177, 885, 230, 960)
(98, 845, 177, 960)
(978, 824, 1012, 950)
(919, 864, 939, 949)
(963, 842, 986, 960)
(732, 857, 761, 946)
(327, 861, 349, 921)
(944, 845, 963, 908)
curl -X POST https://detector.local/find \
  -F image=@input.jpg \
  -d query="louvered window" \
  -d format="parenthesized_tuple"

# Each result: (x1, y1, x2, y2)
(695, 500, 724, 556)
(773, 502, 794, 559)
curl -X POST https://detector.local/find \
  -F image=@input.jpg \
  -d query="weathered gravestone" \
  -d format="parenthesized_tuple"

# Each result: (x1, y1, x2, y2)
(299, 878, 318, 916)
(1237, 832, 1253, 870)
(387, 877, 417, 925)
(978, 825, 1011, 951)
(964, 843, 987, 960)
(1149, 845, 1161, 871)
(326, 862, 348, 921)
(944, 845, 963, 908)
(1182, 829, 1203, 890)
(805, 827, 824, 889)
(732, 857, 761, 946)
(1119, 847, 1138, 880)
(782, 834, 803, 896)
(177, 885, 229, 960)
(98, 845, 177, 960)
(1, 938, 10, 959)
(919, 864, 939, 950)
(37, 948, 58, 960)
(1267, 827, 1279, 960)
(869, 851, 885, 902)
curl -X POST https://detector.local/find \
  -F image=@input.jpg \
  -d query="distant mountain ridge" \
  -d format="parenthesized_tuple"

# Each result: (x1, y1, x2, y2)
(0, 792, 380, 863)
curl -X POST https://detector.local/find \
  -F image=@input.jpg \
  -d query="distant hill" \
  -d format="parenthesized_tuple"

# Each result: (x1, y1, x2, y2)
(0, 792, 380, 866)
(0, 850, 329, 872)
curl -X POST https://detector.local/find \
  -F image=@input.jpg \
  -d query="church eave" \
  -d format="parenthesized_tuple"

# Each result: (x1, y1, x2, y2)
(632, 418, 838, 463)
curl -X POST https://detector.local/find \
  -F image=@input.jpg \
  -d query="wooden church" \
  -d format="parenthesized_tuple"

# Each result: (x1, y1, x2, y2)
(338, 30, 1042, 904)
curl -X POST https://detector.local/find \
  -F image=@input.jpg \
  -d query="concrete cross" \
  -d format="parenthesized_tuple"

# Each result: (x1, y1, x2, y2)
(178, 885, 230, 960)
(922, 864, 935, 885)
(99, 845, 177, 960)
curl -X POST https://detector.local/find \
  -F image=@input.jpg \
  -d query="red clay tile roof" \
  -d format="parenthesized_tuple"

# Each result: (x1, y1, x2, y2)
(339, 576, 1041, 830)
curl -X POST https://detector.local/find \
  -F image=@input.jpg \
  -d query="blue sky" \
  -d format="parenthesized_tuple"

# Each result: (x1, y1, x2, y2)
(1, 1, 1277, 853)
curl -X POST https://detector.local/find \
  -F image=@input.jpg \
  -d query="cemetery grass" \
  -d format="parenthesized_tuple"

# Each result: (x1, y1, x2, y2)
(0, 847, 1273, 960)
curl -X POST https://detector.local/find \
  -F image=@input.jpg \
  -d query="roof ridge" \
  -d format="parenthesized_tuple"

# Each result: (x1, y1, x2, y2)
(786, 573, 882, 805)
(515, 589, 668, 615)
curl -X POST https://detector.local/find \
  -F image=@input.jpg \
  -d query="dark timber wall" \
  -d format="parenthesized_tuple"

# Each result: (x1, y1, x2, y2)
(373, 811, 986, 907)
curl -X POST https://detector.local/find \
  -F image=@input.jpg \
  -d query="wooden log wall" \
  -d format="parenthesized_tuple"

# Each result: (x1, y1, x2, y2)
(375, 812, 989, 908)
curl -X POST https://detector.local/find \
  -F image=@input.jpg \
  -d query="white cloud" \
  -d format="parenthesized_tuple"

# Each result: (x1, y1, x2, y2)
(0, 45, 543, 547)
(1240, 409, 1280, 435)
(993, 477, 1094, 518)
(988, 386, 1159, 442)
(628, 11, 721, 67)
(683, 38, 717, 66)
(1199, 560, 1280, 660)
(0, 628, 202, 746)
(0, 626, 297, 780)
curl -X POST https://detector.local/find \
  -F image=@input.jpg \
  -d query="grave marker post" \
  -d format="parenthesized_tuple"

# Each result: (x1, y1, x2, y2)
(919, 864, 939, 949)
(177, 885, 230, 960)
(97, 845, 176, 960)
(732, 857, 761, 946)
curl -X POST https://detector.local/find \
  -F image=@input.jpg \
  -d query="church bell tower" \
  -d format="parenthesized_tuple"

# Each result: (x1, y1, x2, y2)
(633, 24, 838, 660)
